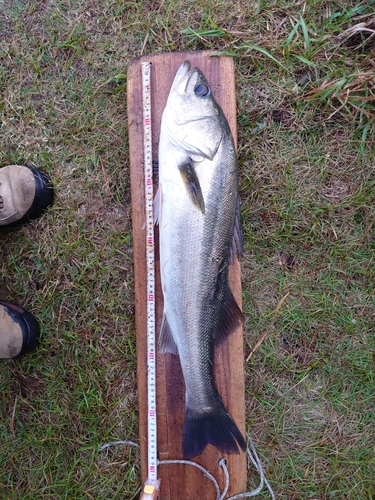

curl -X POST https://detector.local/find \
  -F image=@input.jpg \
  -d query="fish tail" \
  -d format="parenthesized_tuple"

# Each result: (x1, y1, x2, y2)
(182, 401, 246, 459)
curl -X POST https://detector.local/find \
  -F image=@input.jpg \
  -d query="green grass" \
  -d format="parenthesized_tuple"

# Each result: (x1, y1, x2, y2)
(1, 0, 374, 498)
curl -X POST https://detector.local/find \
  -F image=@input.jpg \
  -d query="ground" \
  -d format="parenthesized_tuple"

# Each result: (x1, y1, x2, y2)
(0, 1, 374, 498)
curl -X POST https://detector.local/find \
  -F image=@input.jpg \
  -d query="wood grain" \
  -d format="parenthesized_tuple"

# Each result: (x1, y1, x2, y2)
(128, 51, 246, 499)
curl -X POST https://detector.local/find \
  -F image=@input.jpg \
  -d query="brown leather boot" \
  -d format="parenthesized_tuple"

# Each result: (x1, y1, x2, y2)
(0, 165, 53, 226)
(0, 300, 40, 358)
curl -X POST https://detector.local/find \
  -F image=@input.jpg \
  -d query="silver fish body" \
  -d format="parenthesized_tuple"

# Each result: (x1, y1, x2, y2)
(155, 61, 246, 459)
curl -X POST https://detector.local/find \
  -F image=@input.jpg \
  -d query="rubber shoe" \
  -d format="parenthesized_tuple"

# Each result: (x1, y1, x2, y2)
(0, 165, 54, 226)
(0, 300, 40, 358)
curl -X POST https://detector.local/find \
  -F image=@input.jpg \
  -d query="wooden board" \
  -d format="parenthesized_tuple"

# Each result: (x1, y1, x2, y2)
(128, 51, 246, 499)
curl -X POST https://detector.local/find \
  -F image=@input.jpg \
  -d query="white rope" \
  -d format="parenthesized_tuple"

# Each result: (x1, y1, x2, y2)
(218, 458, 229, 500)
(158, 459, 221, 499)
(99, 440, 140, 451)
(225, 437, 275, 500)
(99, 436, 275, 499)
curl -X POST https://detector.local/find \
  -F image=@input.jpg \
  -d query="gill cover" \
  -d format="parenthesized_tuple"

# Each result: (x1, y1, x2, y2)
(162, 61, 223, 160)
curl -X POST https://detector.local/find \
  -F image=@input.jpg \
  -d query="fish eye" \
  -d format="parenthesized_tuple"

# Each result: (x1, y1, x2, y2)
(194, 84, 210, 97)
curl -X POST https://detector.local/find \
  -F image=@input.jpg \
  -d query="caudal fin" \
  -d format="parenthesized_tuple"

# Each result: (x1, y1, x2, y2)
(182, 403, 246, 459)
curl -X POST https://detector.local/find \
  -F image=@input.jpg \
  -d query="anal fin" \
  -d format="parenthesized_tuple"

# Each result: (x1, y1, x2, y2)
(159, 314, 178, 355)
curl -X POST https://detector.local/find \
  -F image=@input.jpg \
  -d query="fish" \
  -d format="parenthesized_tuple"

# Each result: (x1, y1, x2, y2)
(154, 60, 246, 460)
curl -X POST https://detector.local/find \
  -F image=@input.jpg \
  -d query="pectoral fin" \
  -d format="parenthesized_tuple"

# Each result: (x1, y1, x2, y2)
(179, 160, 205, 214)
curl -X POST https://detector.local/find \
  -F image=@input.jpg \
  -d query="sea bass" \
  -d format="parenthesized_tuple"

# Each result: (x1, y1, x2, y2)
(155, 61, 246, 459)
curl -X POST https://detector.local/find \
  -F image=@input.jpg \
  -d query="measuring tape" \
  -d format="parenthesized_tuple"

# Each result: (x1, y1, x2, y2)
(140, 61, 161, 500)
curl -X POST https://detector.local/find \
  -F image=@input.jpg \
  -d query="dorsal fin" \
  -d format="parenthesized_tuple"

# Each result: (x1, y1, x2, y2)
(229, 195, 243, 264)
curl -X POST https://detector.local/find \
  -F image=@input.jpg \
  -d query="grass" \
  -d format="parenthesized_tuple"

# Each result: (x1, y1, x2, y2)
(1, 0, 374, 498)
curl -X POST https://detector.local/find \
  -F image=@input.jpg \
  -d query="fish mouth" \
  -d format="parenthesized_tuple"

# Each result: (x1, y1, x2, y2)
(172, 61, 195, 96)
